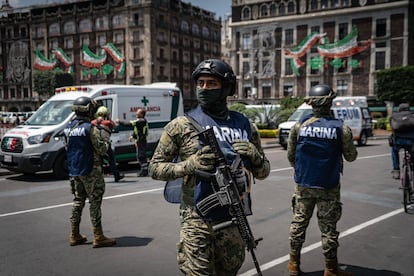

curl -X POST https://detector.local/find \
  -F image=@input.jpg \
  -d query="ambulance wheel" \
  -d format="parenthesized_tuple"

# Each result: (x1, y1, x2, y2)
(357, 131, 368, 146)
(53, 153, 69, 179)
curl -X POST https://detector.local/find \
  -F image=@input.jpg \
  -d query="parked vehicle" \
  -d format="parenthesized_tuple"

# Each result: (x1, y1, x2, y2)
(0, 83, 184, 178)
(278, 96, 373, 149)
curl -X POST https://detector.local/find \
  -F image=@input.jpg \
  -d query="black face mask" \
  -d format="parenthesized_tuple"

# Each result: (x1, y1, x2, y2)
(197, 88, 229, 120)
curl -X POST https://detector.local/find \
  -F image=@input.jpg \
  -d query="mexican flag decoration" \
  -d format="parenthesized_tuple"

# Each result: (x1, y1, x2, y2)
(34, 48, 57, 70)
(81, 44, 107, 68)
(102, 43, 125, 63)
(284, 25, 371, 75)
(317, 26, 371, 58)
(54, 48, 73, 67)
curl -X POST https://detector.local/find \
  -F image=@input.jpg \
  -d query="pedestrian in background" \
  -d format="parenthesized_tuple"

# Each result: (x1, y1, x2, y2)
(149, 59, 270, 275)
(287, 84, 357, 276)
(64, 96, 116, 248)
(389, 103, 414, 180)
(92, 106, 124, 182)
(117, 108, 149, 176)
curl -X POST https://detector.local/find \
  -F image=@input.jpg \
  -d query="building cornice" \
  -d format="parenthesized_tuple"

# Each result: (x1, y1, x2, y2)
(230, 1, 409, 28)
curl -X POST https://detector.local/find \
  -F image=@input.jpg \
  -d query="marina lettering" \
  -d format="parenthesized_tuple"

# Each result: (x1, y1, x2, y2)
(300, 126, 337, 139)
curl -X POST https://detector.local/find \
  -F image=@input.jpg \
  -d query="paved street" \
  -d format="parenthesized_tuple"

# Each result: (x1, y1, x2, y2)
(0, 136, 413, 276)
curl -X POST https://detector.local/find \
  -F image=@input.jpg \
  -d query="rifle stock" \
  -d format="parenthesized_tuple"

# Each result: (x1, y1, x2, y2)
(197, 127, 263, 276)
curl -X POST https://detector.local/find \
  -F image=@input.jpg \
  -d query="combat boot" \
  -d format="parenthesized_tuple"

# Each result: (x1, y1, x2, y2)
(287, 253, 301, 276)
(114, 171, 125, 182)
(324, 258, 352, 276)
(69, 224, 87, 246)
(92, 227, 116, 248)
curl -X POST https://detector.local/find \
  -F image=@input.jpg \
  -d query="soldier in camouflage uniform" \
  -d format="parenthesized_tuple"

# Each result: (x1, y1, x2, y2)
(64, 96, 116, 248)
(286, 84, 357, 276)
(149, 59, 270, 275)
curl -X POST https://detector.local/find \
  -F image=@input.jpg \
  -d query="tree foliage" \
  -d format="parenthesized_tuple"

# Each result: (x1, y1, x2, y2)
(33, 71, 74, 98)
(280, 96, 304, 109)
(375, 66, 414, 105)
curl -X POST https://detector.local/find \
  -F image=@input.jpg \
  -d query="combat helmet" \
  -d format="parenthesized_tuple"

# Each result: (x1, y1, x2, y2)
(192, 59, 236, 96)
(72, 96, 98, 119)
(305, 84, 337, 107)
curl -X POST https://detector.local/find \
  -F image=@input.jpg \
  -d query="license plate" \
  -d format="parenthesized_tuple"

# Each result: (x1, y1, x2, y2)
(4, 155, 12, 163)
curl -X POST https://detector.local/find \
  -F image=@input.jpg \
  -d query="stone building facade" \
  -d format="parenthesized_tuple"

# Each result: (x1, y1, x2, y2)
(226, 0, 414, 104)
(0, 0, 221, 112)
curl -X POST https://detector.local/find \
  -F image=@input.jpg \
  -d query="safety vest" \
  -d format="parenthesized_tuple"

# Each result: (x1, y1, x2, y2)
(188, 106, 252, 222)
(294, 117, 343, 189)
(64, 119, 94, 176)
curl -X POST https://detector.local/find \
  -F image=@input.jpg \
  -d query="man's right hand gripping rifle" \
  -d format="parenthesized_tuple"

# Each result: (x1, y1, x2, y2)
(185, 127, 263, 276)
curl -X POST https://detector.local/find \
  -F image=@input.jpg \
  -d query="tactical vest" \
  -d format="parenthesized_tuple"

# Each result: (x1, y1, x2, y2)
(65, 119, 94, 176)
(294, 117, 343, 189)
(187, 106, 252, 222)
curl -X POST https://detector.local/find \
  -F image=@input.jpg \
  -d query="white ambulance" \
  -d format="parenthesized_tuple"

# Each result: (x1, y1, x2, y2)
(0, 83, 184, 178)
(278, 96, 373, 149)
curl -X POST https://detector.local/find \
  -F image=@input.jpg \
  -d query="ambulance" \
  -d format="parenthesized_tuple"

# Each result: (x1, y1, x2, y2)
(278, 96, 373, 149)
(0, 83, 184, 178)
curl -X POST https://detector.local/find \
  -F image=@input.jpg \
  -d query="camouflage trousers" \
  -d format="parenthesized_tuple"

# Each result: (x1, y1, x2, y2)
(177, 205, 245, 276)
(289, 185, 342, 259)
(70, 166, 105, 228)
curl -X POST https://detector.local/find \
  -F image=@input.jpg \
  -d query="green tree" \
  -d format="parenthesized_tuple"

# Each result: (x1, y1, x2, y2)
(375, 66, 414, 105)
(33, 71, 74, 98)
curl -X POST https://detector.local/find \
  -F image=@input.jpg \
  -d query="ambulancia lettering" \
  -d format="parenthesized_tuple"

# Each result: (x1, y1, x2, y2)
(300, 126, 337, 139)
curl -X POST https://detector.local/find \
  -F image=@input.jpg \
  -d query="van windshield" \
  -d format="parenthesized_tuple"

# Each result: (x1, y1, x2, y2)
(288, 108, 313, 122)
(25, 100, 74, 126)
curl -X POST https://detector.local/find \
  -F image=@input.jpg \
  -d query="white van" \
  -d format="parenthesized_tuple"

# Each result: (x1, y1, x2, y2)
(278, 97, 373, 149)
(0, 83, 184, 178)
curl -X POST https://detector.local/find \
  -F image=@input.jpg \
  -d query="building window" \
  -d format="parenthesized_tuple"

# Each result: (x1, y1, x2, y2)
(287, 1, 295, 13)
(202, 27, 210, 38)
(115, 33, 124, 43)
(181, 21, 189, 33)
(337, 80, 348, 96)
(279, 3, 285, 15)
(64, 21, 75, 34)
(133, 31, 140, 42)
(35, 26, 44, 37)
(270, 4, 277, 16)
(95, 16, 108, 29)
(20, 27, 27, 37)
(376, 18, 387, 37)
(260, 5, 268, 17)
(192, 24, 200, 36)
(332, 0, 340, 8)
(10, 88, 16, 98)
(242, 33, 251, 50)
(49, 23, 60, 36)
(242, 7, 250, 20)
(283, 85, 293, 97)
(79, 19, 92, 32)
(285, 58, 293, 75)
(49, 39, 58, 50)
(285, 29, 293, 45)
(375, 51, 386, 70)
(262, 86, 271, 98)
(65, 37, 73, 49)
(134, 66, 141, 76)
(338, 23, 348, 40)
(310, 0, 318, 10)
(97, 34, 106, 46)
(81, 36, 89, 46)
(23, 87, 29, 98)
(321, 0, 328, 9)
(112, 14, 124, 27)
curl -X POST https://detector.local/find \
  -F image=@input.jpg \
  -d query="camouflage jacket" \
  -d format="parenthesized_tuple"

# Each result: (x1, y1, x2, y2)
(149, 115, 270, 205)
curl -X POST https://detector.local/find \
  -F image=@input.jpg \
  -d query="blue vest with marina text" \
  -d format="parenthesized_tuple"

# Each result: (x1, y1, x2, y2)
(294, 117, 343, 189)
(64, 119, 94, 176)
(187, 106, 252, 222)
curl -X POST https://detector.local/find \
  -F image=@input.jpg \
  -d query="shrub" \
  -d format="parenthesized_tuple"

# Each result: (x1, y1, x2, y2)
(258, 129, 279, 138)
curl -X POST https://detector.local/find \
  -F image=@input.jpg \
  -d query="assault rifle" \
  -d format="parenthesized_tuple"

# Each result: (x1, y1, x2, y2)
(196, 127, 263, 276)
